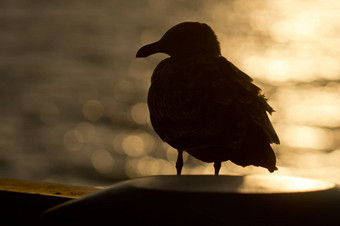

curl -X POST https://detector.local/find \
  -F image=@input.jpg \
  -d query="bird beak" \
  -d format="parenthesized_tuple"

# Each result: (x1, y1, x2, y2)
(136, 41, 162, 58)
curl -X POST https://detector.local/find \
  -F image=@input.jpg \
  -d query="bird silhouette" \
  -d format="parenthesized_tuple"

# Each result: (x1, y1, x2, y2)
(136, 22, 279, 175)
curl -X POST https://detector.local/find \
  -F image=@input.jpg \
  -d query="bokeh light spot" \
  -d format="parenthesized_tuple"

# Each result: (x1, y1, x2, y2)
(113, 80, 136, 102)
(82, 100, 104, 122)
(112, 133, 128, 154)
(63, 130, 84, 151)
(75, 122, 96, 143)
(91, 149, 114, 174)
(125, 158, 141, 178)
(122, 135, 146, 157)
(130, 102, 149, 124)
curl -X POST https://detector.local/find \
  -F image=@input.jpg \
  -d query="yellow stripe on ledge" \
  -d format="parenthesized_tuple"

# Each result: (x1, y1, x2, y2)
(0, 177, 102, 198)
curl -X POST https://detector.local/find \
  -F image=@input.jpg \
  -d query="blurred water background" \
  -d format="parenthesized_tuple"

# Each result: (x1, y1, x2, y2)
(1, 0, 340, 186)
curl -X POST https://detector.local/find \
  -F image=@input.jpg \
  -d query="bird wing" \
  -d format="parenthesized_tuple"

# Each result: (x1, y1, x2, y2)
(217, 57, 280, 144)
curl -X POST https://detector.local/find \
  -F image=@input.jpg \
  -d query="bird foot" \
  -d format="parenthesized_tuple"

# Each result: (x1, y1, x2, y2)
(214, 161, 221, 175)
(176, 150, 183, 175)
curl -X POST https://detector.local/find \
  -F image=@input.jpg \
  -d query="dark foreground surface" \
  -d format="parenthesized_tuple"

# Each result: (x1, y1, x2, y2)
(41, 175, 340, 226)
(0, 178, 102, 226)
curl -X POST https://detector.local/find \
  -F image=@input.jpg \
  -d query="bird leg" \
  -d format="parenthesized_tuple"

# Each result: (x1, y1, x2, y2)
(214, 161, 221, 175)
(176, 150, 183, 175)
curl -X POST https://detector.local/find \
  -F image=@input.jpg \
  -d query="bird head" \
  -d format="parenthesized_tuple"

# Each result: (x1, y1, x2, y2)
(136, 22, 221, 58)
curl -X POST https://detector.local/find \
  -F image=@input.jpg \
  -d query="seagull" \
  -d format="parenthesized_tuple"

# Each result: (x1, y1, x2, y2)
(136, 22, 279, 175)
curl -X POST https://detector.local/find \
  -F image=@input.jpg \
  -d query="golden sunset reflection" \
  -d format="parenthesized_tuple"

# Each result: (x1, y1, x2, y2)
(276, 86, 340, 127)
(279, 125, 333, 150)
(1, 0, 340, 186)
(207, 0, 340, 83)
(240, 175, 335, 193)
